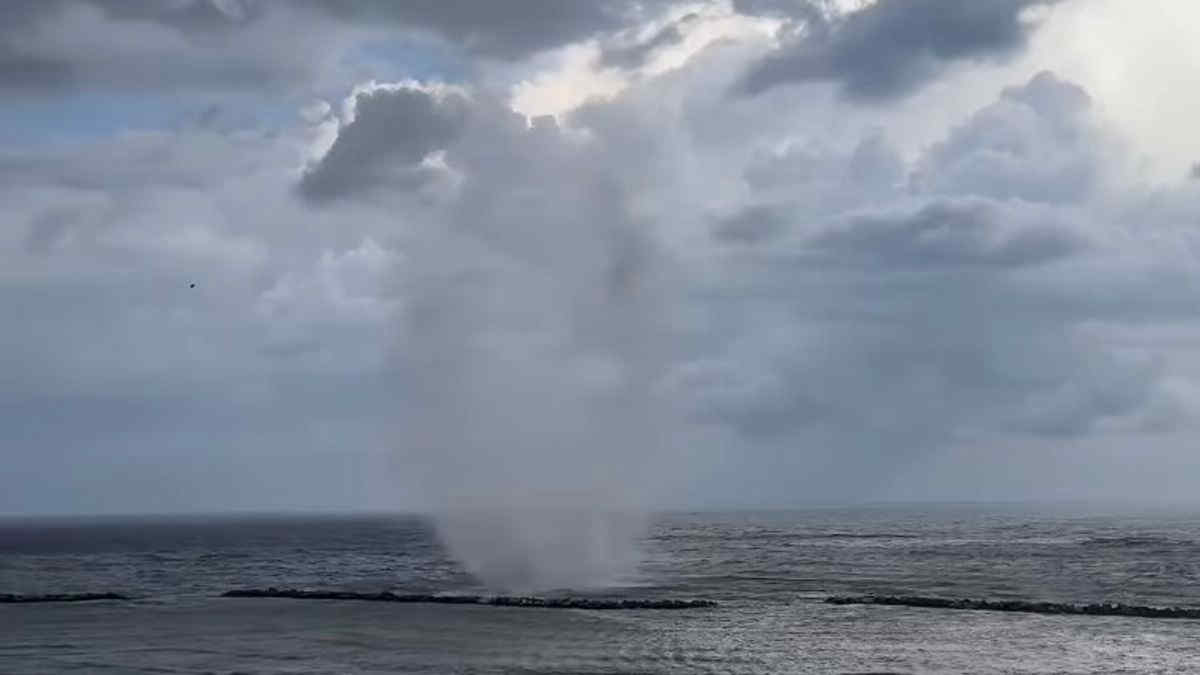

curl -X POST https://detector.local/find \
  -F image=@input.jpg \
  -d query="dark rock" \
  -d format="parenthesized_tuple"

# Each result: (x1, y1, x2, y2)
(825, 595, 1200, 620)
(1, 592, 129, 604)
(221, 588, 717, 610)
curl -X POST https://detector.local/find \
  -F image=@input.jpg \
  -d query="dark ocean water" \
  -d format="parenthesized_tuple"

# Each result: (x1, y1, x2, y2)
(3, 505, 1200, 673)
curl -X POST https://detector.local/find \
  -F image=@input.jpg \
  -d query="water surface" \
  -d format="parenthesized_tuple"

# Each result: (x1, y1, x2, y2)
(3, 505, 1199, 673)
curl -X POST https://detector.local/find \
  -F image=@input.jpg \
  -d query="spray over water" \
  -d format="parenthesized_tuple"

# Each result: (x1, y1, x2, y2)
(397, 114, 676, 591)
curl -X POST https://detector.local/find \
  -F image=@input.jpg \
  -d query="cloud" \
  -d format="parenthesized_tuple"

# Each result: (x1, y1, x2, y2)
(913, 71, 1099, 202)
(0, 1, 345, 94)
(650, 68, 1197, 498)
(813, 198, 1085, 267)
(0, 0, 675, 95)
(6, 2, 1200, 518)
(713, 204, 791, 243)
(737, 0, 1058, 100)
(0, 115, 412, 514)
(306, 0, 660, 60)
(599, 12, 698, 70)
(298, 82, 471, 201)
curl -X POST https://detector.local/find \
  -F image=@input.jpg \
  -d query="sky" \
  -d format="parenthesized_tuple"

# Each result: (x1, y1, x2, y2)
(4, 0, 1200, 515)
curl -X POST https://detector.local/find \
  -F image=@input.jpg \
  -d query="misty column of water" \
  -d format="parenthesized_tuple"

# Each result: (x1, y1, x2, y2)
(399, 154, 676, 591)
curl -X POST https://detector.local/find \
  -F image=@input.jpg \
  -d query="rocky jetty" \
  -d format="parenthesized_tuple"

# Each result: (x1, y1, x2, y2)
(222, 588, 716, 610)
(825, 595, 1200, 620)
(1, 592, 129, 603)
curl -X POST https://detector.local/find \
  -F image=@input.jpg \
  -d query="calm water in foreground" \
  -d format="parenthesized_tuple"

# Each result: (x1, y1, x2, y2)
(2, 505, 1199, 673)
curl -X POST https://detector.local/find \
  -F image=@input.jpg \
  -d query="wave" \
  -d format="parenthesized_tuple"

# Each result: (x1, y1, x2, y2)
(651, 531, 920, 542)
(1081, 536, 1187, 548)
(825, 595, 1200, 619)
(222, 588, 717, 610)
(818, 532, 921, 540)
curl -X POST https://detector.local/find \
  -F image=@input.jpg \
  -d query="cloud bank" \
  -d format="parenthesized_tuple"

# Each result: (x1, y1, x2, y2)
(737, 0, 1059, 100)
(5, 0, 1200, 548)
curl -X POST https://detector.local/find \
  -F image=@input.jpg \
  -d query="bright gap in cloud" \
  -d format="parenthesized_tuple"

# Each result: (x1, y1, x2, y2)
(510, 2, 780, 120)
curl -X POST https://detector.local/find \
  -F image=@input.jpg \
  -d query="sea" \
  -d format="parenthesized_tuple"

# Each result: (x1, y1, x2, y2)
(2, 505, 1199, 674)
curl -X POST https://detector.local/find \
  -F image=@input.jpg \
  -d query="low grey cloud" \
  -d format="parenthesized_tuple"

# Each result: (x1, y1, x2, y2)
(813, 198, 1085, 268)
(0, 1, 337, 93)
(306, 0, 659, 60)
(713, 204, 791, 243)
(299, 84, 471, 202)
(650, 67, 1196, 499)
(913, 71, 1098, 202)
(599, 13, 699, 70)
(737, 0, 1058, 100)
(5, 2, 1200, 521)
(0, 0, 670, 94)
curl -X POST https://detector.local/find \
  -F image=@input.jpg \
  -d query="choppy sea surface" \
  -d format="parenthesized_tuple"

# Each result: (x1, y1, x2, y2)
(3, 505, 1200, 674)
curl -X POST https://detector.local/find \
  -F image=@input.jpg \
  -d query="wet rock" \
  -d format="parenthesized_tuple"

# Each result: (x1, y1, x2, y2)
(825, 595, 1200, 620)
(222, 588, 717, 610)
(1, 592, 129, 603)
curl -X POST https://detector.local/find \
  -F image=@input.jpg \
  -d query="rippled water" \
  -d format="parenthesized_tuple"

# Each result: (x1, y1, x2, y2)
(3, 505, 1200, 673)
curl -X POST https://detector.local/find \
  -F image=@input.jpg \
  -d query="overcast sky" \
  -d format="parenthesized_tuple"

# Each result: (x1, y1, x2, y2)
(5, 0, 1200, 515)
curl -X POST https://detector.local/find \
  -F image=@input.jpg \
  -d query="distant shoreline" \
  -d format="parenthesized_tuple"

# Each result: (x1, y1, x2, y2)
(7, 500, 1200, 521)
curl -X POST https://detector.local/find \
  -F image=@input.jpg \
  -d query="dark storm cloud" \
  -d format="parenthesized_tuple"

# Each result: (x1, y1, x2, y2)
(90, 0, 262, 30)
(813, 198, 1085, 268)
(737, 0, 1058, 100)
(0, 0, 65, 30)
(24, 208, 77, 255)
(0, 0, 672, 95)
(730, 0, 827, 29)
(0, 0, 327, 93)
(0, 1, 74, 89)
(713, 204, 791, 243)
(0, 45, 73, 90)
(599, 13, 698, 70)
(299, 85, 471, 202)
(0, 127, 279, 192)
(305, 0, 659, 60)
